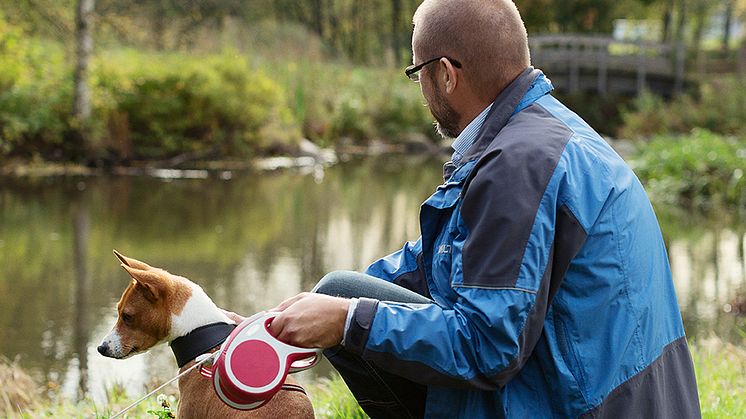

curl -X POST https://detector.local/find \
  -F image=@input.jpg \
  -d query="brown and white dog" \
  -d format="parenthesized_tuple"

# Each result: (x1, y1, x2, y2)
(97, 250, 315, 418)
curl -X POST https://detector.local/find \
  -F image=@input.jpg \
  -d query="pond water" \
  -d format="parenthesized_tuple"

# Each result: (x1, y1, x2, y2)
(0, 156, 744, 404)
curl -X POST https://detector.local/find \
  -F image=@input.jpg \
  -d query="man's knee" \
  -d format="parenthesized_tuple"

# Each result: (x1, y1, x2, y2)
(312, 270, 357, 296)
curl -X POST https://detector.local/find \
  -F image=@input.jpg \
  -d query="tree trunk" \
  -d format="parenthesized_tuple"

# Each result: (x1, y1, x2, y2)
(153, 4, 167, 50)
(722, 0, 734, 53)
(691, 1, 708, 73)
(674, 0, 686, 46)
(312, 0, 324, 39)
(73, 0, 94, 127)
(661, 0, 673, 43)
(391, 0, 402, 64)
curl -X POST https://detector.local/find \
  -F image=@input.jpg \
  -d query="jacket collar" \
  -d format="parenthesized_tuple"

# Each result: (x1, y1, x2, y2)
(169, 322, 236, 368)
(461, 67, 547, 164)
(443, 67, 547, 181)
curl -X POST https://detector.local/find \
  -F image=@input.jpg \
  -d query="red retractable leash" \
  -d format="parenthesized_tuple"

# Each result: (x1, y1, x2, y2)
(199, 312, 322, 410)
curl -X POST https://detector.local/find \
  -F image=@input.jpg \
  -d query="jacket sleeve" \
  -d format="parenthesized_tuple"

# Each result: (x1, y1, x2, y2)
(344, 146, 597, 389)
(364, 238, 430, 297)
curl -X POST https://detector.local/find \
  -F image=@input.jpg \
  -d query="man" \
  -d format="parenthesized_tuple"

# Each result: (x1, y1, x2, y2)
(265, 0, 701, 417)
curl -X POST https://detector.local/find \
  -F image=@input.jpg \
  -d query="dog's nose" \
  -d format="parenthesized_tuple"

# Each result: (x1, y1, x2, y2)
(97, 342, 109, 356)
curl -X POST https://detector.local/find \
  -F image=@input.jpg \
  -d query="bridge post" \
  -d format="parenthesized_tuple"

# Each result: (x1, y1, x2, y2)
(637, 42, 647, 94)
(674, 42, 685, 95)
(597, 39, 609, 96)
(569, 40, 580, 94)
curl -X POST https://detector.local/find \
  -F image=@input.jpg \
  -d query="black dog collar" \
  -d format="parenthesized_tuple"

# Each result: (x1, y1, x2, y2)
(170, 322, 237, 368)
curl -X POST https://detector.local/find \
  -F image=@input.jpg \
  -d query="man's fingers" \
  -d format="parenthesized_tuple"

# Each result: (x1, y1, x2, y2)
(269, 292, 308, 312)
(266, 293, 350, 348)
(268, 312, 288, 340)
(220, 308, 246, 324)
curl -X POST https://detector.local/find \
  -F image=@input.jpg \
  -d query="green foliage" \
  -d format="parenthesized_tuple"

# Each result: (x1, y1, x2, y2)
(691, 339, 746, 419)
(97, 51, 298, 159)
(307, 374, 368, 419)
(277, 62, 435, 147)
(0, 16, 299, 161)
(147, 394, 176, 418)
(2, 377, 178, 418)
(630, 130, 746, 209)
(0, 11, 435, 162)
(620, 77, 746, 139)
(0, 13, 75, 158)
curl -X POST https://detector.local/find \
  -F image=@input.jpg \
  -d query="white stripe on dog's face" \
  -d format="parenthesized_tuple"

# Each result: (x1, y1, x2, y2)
(99, 329, 125, 358)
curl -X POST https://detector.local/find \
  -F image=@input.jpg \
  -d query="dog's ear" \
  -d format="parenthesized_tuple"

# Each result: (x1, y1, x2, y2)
(121, 264, 164, 302)
(113, 249, 153, 271)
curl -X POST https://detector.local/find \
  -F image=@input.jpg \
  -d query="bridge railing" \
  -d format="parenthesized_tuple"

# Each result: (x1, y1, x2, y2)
(529, 34, 685, 95)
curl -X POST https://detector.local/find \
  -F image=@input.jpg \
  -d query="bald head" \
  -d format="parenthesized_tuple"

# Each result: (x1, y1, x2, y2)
(413, 0, 530, 102)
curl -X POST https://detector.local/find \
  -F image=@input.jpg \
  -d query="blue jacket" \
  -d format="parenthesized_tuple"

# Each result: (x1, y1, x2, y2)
(343, 68, 700, 418)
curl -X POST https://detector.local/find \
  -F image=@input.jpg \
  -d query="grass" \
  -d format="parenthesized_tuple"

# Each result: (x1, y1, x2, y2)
(306, 375, 367, 419)
(2, 341, 744, 418)
(0, 356, 42, 415)
(692, 338, 746, 419)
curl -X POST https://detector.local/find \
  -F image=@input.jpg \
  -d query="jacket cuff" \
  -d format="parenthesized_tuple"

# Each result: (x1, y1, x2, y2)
(342, 297, 379, 355)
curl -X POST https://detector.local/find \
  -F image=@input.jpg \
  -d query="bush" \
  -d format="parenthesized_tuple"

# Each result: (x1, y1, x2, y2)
(0, 15, 75, 158)
(620, 77, 746, 139)
(97, 52, 298, 160)
(0, 19, 437, 163)
(630, 130, 746, 209)
(271, 61, 437, 147)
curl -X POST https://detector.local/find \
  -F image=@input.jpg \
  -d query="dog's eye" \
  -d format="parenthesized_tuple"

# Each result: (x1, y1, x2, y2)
(122, 313, 134, 324)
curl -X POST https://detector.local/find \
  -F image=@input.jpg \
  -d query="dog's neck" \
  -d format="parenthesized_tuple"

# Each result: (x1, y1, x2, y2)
(168, 279, 233, 342)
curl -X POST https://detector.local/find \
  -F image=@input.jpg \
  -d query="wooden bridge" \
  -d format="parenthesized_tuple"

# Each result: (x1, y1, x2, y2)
(529, 35, 687, 96)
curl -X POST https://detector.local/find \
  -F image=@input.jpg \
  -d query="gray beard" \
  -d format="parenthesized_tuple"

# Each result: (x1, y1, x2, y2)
(435, 121, 460, 139)
(429, 82, 461, 139)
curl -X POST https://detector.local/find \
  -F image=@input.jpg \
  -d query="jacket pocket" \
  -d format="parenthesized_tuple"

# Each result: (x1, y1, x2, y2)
(554, 308, 589, 399)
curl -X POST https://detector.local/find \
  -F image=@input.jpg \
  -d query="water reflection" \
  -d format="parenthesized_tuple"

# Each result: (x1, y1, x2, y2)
(658, 205, 746, 342)
(0, 156, 440, 403)
(0, 156, 744, 404)
(72, 197, 90, 400)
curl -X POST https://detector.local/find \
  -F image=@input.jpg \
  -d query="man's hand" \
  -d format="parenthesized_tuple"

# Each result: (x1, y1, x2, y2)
(220, 309, 246, 324)
(267, 292, 351, 349)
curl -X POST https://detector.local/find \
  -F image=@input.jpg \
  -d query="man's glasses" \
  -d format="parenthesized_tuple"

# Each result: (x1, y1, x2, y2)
(405, 56, 462, 82)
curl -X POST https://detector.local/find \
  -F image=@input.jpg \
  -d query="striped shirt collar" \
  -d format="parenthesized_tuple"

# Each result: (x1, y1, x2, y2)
(451, 103, 493, 165)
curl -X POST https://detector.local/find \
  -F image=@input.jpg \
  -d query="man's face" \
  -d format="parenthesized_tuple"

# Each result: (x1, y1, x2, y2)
(413, 42, 461, 139)
(420, 65, 461, 139)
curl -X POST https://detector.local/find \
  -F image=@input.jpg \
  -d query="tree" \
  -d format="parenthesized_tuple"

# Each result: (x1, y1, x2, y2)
(72, 0, 94, 134)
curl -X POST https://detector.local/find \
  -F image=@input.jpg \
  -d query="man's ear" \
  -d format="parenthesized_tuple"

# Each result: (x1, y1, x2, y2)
(121, 264, 164, 302)
(113, 249, 153, 271)
(440, 58, 459, 94)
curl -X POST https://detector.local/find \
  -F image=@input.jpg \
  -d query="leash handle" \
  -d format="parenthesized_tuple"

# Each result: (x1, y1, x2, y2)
(289, 351, 322, 372)
(209, 312, 322, 410)
(223, 312, 322, 389)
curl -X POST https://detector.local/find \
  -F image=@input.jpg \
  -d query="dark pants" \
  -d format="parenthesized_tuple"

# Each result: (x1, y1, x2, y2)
(313, 271, 433, 419)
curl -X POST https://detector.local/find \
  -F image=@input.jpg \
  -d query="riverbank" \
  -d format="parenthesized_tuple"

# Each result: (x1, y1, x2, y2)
(2, 339, 743, 418)
(0, 134, 446, 178)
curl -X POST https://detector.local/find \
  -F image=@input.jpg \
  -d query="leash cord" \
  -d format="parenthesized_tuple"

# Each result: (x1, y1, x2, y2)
(108, 352, 219, 419)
